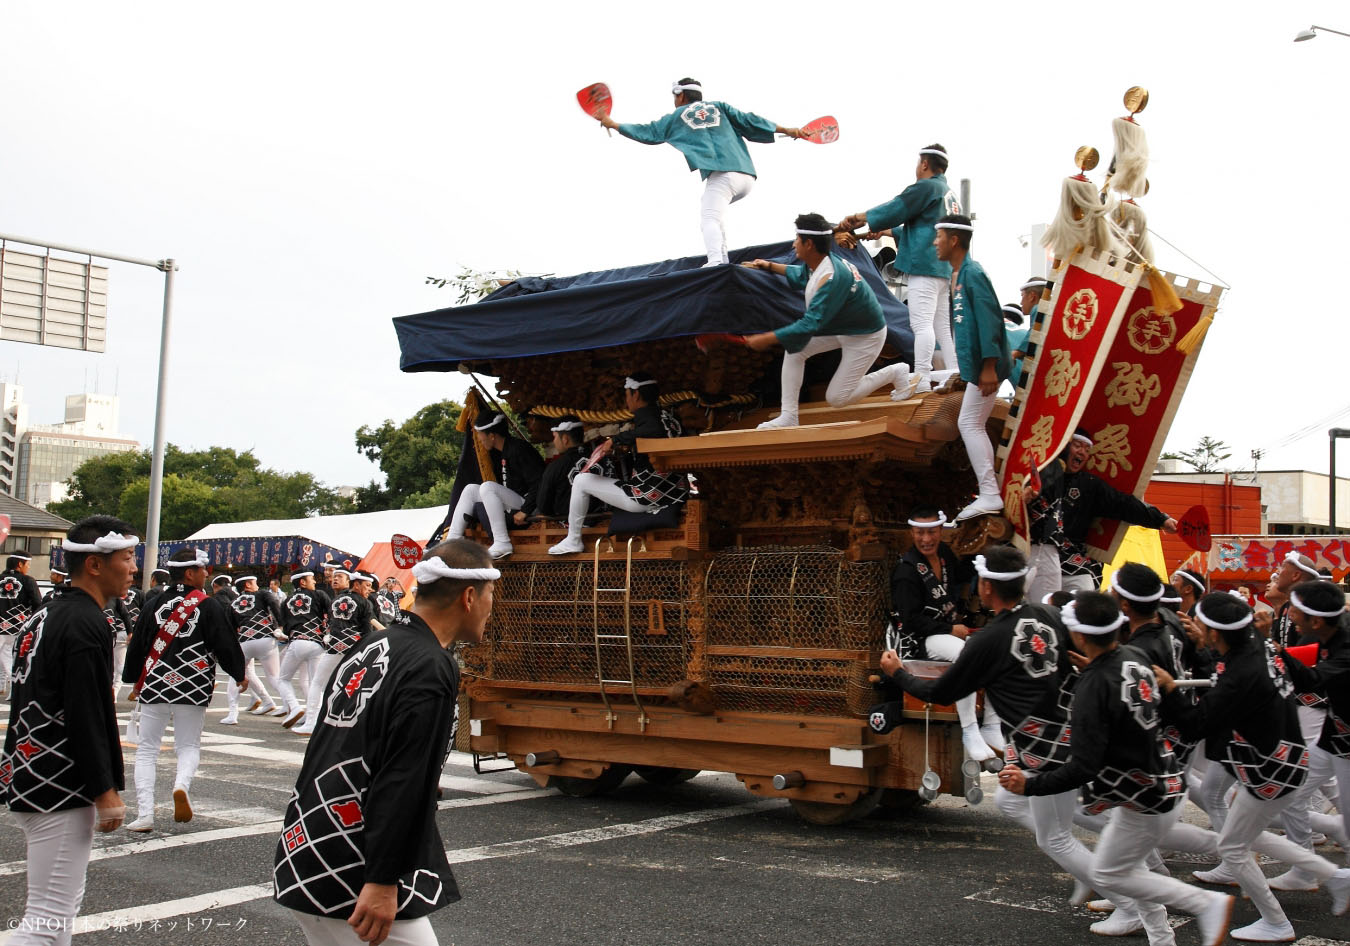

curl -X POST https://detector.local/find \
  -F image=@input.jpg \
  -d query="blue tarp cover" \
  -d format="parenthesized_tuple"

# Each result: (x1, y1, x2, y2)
(393, 241, 912, 372)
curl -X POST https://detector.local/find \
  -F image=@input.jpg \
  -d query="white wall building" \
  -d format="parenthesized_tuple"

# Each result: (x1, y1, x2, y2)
(1153, 462, 1350, 534)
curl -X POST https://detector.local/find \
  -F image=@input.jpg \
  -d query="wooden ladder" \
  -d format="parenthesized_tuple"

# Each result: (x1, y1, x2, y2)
(591, 536, 649, 732)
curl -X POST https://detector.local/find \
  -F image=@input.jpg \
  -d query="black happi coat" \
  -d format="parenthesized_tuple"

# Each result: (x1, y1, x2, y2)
(120, 586, 145, 627)
(491, 434, 546, 500)
(231, 589, 285, 642)
(1025, 645, 1184, 815)
(123, 583, 246, 705)
(283, 587, 333, 643)
(885, 602, 1076, 772)
(2, 589, 124, 812)
(0, 568, 43, 634)
(1282, 622, 1350, 758)
(1124, 617, 1199, 765)
(325, 591, 373, 656)
(1161, 636, 1308, 800)
(273, 611, 461, 919)
(1030, 459, 1167, 578)
(373, 591, 400, 625)
(611, 404, 688, 509)
(521, 444, 586, 520)
(888, 544, 974, 658)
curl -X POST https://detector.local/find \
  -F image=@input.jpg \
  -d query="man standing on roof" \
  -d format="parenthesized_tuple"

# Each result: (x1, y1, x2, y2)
(837, 145, 962, 392)
(595, 78, 808, 266)
(742, 213, 916, 430)
(0, 554, 43, 701)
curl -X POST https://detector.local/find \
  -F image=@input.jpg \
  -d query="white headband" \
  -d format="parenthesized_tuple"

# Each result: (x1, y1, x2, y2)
(796, 228, 834, 236)
(624, 377, 657, 390)
(1110, 570, 1164, 603)
(411, 557, 501, 585)
(473, 414, 506, 432)
(672, 81, 702, 94)
(292, 570, 314, 580)
(917, 148, 947, 158)
(907, 512, 947, 528)
(974, 554, 1029, 580)
(212, 575, 232, 584)
(1172, 570, 1206, 593)
(1290, 589, 1344, 619)
(1072, 432, 1094, 446)
(233, 575, 257, 584)
(9, 553, 30, 562)
(332, 569, 352, 578)
(1019, 278, 1049, 292)
(934, 222, 973, 232)
(352, 572, 374, 583)
(165, 548, 210, 569)
(1041, 592, 1059, 605)
(551, 420, 584, 433)
(60, 531, 140, 554)
(1193, 600, 1253, 632)
(1284, 550, 1321, 580)
(1002, 303, 1023, 317)
(1062, 600, 1129, 636)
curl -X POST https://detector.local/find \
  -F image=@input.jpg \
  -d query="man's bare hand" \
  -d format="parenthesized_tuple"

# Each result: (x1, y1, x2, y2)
(744, 331, 779, 352)
(94, 789, 125, 832)
(833, 231, 858, 250)
(1152, 665, 1176, 694)
(997, 765, 1028, 795)
(879, 649, 902, 676)
(348, 883, 398, 945)
(835, 213, 867, 232)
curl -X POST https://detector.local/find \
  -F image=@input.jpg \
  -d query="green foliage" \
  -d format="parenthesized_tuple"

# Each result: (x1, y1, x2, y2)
(49, 445, 348, 540)
(1162, 436, 1233, 473)
(353, 401, 467, 512)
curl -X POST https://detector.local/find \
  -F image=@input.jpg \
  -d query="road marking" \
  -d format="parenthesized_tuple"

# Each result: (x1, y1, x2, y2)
(965, 887, 1190, 928)
(0, 799, 779, 938)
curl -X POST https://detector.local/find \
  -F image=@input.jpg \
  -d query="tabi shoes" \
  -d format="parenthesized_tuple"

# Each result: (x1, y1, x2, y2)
(292, 722, 315, 736)
(266, 705, 289, 718)
(871, 363, 917, 402)
(756, 413, 799, 430)
(961, 724, 995, 762)
(1229, 919, 1296, 942)
(247, 698, 262, 713)
(1068, 879, 1094, 907)
(1328, 867, 1350, 916)
(125, 815, 154, 833)
(548, 535, 585, 556)
(1267, 867, 1319, 892)
(1086, 899, 1116, 913)
(249, 702, 278, 716)
(487, 542, 514, 560)
(1193, 862, 1243, 886)
(1196, 893, 1235, 946)
(955, 494, 1005, 521)
(1089, 909, 1142, 936)
(282, 707, 306, 729)
(220, 712, 239, 726)
(172, 787, 193, 823)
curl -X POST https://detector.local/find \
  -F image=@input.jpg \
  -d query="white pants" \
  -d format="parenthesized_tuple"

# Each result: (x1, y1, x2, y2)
(995, 787, 1126, 903)
(447, 482, 524, 545)
(1309, 754, 1350, 847)
(9, 806, 95, 946)
(905, 274, 954, 380)
(957, 384, 1000, 501)
(1061, 572, 1098, 594)
(111, 634, 127, 698)
(293, 912, 438, 946)
(228, 638, 282, 711)
(1026, 543, 1063, 605)
(1197, 761, 1235, 831)
(1, 631, 15, 689)
(1093, 805, 1219, 946)
(133, 703, 206, 818)
(700, 170, 754, 265)
(565, 472, 647, 538)
(923, 634, 978, 730)
(777, 325, 890, 418)
(277, 640, 324, 713)
(303, 653, 342, 728)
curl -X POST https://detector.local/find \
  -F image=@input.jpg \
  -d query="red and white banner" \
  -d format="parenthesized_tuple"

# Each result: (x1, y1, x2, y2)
(1078, 274, 1224, 562)
(996, 250, 1142, 546)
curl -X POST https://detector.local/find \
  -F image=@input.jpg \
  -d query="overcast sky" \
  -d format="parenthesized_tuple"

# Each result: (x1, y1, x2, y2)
(3, 1, 1347, 496)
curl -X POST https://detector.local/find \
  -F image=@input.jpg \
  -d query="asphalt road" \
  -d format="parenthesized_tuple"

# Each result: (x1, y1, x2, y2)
(1, 690, 1347, 946)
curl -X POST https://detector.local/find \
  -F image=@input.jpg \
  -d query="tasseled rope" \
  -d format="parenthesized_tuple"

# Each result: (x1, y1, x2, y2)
(456, 390, 498, 483)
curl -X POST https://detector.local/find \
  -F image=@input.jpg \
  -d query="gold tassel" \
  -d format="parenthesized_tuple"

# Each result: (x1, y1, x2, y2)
(457, 390, 498, 483)
(1177, 312, 1213, 355)
(1143, 263, 1183, 316)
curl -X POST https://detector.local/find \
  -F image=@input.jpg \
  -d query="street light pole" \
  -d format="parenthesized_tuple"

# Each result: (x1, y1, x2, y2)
(1330, 428, 1350, 533)
(1294, 24, 1350, 41)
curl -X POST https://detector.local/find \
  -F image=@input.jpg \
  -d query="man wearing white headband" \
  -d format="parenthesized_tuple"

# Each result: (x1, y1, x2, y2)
(114, 577, 146, 699)
(549, 373, 688, 555)
(294, 569, 380, 736)
(274, 570, 333, 730)
(274, 539, 496, 946)
(1169, 567, 1206, 617)
(513, 415, 587, 526)
(2, 516, 138, 942)
(1271, 552, 1322, 650)
(742, 212, 915, 431)
(0, 553, 42, 701)
(1155, 593, 1350, 939)
(1004, 297, 1031, 390)
(225, 575, 288, 723)
(1002, 591, 1237, 946)
(444, 411, 545, 560)
(122, 546, 247, 832)
(594, 77, 808, 267)
(837, 144, 962, 392)
(931, 213, 1011, 521)
(40, 566, 69, 605)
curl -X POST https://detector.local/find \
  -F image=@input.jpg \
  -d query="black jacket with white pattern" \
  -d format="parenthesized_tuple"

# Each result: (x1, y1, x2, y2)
(122, 583, 246, 705)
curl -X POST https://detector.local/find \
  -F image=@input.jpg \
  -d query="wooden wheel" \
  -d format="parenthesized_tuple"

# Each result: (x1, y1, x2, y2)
(875, 788, 930, 813)
(546, 765, 632, 797)
(633, 765, 700, 786)
(788, 787, 883, 826)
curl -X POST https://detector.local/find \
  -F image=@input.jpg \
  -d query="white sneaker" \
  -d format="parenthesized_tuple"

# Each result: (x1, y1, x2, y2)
(1193, 863, 1242, 886)
(125, 815, 154, 832)
(220, 713, 238, 726)
(956, 495, 1005, 521)
(249, 702, 277, 716)
(1090, 910, 1142, 936)
(1267, 867, 1318, 891)
(488, 542, 513, 560)
(1229, 918, 1295, 942)
(172, 787, 192, 823)
(548, 535, 585, 556)
(756, 413, 799, 430)
(1196, 893, 1235, 946)
(1086, 899, 1116, 913)
(1328, 867, 1350, 916)
(961, 725, 995, 762)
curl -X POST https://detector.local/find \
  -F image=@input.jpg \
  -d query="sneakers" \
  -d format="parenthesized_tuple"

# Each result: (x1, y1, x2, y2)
(249, 702, 278, 716)
(282, 708, 306, 729)
(961, 724, 995, 762)
(548, 535, 585, 556)
(1089, 909, 1142, 936)
(1086, 899, 1116, 913)
(1229, 918, 1295, 942)
(1328, 867, 1350, 916)
(172, 787, 193, 823)
(488, 542, 513, 560)
(1193, 862, 1242, 886)
(1267, 867, 1318, 891)
(756, 413, 799, 430)
(1196, 893, 1235, 946)
(956, 494, 1005, 521)
(220, 713, 238, 726)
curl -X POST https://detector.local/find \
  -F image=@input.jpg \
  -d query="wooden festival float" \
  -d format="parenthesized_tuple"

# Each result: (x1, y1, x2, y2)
(390, 87, 1224, 824)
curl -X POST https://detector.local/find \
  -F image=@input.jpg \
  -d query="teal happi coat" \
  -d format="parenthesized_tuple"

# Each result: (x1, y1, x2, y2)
(950, 256, 1010, 383)
(864, 174, 961, 279)
(773, 254, 886, 354)
(617, 101, 777, 180)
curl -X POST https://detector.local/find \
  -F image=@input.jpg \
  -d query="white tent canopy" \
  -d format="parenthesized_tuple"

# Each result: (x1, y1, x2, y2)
(187, 505, 445, 558)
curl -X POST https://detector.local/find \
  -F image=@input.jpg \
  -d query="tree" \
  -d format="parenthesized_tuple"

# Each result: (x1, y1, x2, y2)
(1162, 436, 1232, 473)
(353, 401, 467, 512)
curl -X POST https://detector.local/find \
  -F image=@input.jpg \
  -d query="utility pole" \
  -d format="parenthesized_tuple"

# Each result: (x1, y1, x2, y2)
(1331, 429, 1350, 533)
